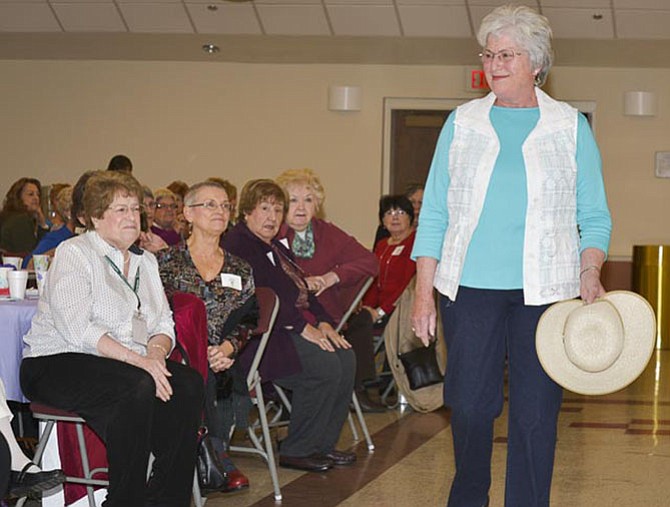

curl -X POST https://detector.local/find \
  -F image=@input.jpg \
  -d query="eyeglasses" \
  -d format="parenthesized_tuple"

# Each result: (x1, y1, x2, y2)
(384, 209, 408, 217)
(107, 205, 142, 216)
(187, 200, 232, 212)
(479, 48, 524, 64)
(155, 203, 177, 210)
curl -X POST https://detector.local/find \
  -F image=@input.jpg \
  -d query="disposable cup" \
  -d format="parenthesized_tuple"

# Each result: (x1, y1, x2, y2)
(33, 254, 50, 272)
(8, 270, 28, 300)
(2, 256, 22, 270)
(0, 266, 12, 296)
(36, 270, 48, 297)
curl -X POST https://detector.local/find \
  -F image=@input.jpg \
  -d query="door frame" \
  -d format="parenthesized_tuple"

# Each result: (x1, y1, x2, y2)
(381, 96, 597, 195)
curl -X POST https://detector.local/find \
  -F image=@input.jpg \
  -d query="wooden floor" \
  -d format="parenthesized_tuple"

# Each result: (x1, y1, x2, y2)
(202, 349, 670, 507)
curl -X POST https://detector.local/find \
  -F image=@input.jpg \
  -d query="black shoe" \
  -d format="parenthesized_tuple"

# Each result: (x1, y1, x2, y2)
(321, 450, 357, 466)
(279, 454, 333, 472)
(354, 389, 387, 413)
(9, 463, 66, 498)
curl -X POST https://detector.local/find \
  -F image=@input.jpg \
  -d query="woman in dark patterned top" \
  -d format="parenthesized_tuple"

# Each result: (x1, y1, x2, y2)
(158, 180, 256, 494)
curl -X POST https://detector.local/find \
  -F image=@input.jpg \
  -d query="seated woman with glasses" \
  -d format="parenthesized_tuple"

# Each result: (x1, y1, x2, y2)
(150, 188, 181, 246)
(20, 171, 203, 507)
(158, 181, 257, 494)
(363, 195, 417, 326)
(222, 179, 356, 473)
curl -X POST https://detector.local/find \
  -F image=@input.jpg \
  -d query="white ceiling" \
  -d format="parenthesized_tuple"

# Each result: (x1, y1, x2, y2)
(0, 0, 668, 39)
(1, 0, 669, 65)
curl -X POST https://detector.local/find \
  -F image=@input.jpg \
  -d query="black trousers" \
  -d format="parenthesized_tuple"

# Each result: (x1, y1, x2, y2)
(343, 310, 376, 388)
(21, 353, 204, 507)
(274, 334, 355, 457)
(0, 432, 9, 498)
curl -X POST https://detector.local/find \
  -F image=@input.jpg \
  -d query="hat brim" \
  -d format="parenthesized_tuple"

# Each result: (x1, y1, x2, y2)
(536, 290, 656, 395)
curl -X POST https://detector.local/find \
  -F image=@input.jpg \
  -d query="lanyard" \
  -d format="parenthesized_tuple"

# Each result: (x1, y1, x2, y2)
(105, 255, 141, 311)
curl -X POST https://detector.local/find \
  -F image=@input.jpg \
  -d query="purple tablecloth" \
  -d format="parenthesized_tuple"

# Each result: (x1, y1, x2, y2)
(0, 298, 38, 402)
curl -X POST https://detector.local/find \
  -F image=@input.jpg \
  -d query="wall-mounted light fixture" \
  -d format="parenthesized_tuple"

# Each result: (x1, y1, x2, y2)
(624, 91, 656, 117)
(328, 86, 362, 112)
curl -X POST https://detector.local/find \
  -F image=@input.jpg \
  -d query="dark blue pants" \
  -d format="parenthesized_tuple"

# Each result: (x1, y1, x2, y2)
(440, 287, 562, 507)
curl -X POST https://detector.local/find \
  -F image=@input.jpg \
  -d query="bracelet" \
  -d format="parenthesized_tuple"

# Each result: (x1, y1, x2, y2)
(148, 343, 169, 358)
(579, 265, 601, 278)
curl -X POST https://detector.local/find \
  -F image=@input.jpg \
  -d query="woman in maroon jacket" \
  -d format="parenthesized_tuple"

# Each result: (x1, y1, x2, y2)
(222, 179, 356, 473)
(275, 168, 383, 411)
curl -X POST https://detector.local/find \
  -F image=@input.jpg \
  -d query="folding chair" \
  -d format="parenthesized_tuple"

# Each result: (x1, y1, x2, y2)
(228, 287, 282, 501)
(18, 405, 203, 507)
(334, 276, 375, 451)
(17, 292, 209, 507)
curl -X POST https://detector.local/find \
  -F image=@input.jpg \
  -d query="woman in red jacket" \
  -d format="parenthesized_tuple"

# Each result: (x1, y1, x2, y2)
(363, 195, 416, 325)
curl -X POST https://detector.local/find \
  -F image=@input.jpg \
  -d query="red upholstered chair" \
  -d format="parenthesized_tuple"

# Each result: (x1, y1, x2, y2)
(17, 292, 208, 507)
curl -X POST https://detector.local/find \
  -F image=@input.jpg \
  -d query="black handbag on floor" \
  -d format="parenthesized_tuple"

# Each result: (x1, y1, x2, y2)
(196, 427, 228, 493)
(396, 314, 442, 391)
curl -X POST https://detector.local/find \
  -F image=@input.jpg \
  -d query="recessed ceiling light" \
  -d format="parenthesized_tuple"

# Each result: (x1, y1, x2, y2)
(202, 44, 220, 54)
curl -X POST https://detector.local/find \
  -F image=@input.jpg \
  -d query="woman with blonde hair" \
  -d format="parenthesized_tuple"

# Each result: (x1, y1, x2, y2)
(275, 169, 382, 411)
(223, 179, 356, 472)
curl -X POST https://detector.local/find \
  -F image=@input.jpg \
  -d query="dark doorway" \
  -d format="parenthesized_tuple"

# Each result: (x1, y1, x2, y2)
(390, 109, 451, 195)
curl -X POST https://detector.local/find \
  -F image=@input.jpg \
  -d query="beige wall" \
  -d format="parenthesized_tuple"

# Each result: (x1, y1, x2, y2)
(1, 59, 668, 256)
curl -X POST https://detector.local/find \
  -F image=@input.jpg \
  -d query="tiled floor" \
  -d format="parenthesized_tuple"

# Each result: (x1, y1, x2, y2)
(203, 349, 670, 507)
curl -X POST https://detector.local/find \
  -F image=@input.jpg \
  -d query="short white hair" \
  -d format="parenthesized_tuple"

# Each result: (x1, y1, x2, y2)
(477, 4, 554, 87)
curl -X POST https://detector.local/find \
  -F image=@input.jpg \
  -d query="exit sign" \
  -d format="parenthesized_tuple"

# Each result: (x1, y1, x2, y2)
(465, 68, 489, 92)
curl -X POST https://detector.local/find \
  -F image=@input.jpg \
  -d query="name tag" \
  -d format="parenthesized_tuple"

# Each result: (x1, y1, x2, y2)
(391, 245, 405, 256)
(132, 312, 149, 346)
(266, 251, 276, 266)
(220, 273, 242, 291)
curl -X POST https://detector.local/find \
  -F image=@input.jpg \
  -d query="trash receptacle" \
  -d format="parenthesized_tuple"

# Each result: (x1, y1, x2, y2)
(632, 245, 670, 349)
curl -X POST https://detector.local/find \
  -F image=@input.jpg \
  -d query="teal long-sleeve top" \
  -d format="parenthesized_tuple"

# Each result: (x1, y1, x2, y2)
(412, 106, 612, 290)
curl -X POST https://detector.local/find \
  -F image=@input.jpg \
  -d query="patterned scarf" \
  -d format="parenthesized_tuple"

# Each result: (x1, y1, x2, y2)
(291, 222, 316, 259)
(271, 243, 309, 310)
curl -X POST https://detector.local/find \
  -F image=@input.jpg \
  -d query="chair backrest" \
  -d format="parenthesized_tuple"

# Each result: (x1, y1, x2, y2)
(170, 291, 209, 381)
(334, 276, 374, 333)
(246, 287, 279, 387)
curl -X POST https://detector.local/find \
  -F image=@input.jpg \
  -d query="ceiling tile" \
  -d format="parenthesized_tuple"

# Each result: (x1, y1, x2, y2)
(52, 3, 126, 31)
(542, 7, 614, 38)
(256, 5, 330, 35)
(540, 0, 609, 7)
(116, 0, 182, 3)
(255, 0, 321, 4)
(613, 0, 670, 9)
(187, 3, 261, 34)
(118, 2, 193, 33)
(49, 0, 112, 3)
(325, 0, 393, 5)
(0, 2, 61, 31)
(399, 6, 472, 37)
(397, 0, 465, 4)
(616, 10, 670, 39)
(328, 5, 400, 35)
(467, 0, 526, 6)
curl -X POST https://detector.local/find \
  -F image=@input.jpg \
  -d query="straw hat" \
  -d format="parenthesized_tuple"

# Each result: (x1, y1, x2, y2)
(536, 291, 656, 395)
